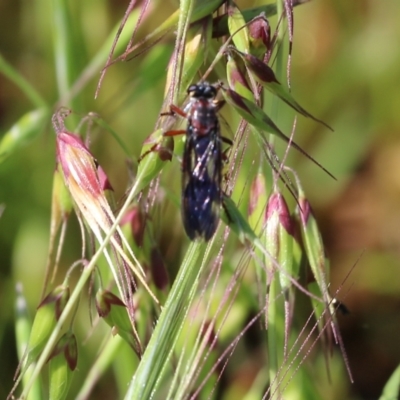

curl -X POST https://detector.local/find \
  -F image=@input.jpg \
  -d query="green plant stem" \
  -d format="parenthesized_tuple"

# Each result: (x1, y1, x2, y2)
(76, 335, 124, 400)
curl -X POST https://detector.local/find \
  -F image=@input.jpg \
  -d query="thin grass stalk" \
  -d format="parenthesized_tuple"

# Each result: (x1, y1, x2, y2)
(267, 273, 281, 399)
(75, 336, 125, 400)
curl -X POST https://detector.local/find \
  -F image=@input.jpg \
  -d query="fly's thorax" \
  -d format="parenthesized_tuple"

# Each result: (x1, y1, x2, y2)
(187, 98, 219, 137)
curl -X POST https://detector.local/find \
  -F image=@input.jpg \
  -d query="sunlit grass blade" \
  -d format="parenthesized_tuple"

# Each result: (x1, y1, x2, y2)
(227, 3, 250, 53)
(0, 108, 49, 163)
(379, 364, 400, 400)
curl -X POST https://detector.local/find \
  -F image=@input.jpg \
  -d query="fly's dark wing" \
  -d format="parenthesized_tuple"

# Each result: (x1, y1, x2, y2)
(182, 174, 220, 240)
(181, 130, 222, 240)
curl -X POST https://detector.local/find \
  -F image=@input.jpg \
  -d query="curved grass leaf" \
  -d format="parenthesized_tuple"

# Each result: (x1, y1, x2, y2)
(379, 364, 400, 400)
(0, 108, 49, 164)
(229, 47, 333, 130)
(220, 85, 335, 179)
(227, 3, 249, 53)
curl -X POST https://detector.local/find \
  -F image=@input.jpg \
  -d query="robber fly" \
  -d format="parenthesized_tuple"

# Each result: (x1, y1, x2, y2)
(140, 82, 231, 240)
(175, 82, 231, 240)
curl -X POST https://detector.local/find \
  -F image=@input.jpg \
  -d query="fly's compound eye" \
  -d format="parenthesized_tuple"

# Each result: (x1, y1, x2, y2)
(187, 84, 198, 96)
(203, 85, 217, 99)
(187, 82, 217, 99)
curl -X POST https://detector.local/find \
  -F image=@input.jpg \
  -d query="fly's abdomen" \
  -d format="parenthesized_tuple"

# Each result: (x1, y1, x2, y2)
(182, 175, 221, 240)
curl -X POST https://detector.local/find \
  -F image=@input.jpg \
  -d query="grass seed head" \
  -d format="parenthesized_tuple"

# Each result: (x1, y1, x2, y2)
(226, 53, 254, 101)
(23, 285, 70, 372)
(48, 332, 77, 400)
(121, 205, 146, 247)
(248, 15, 271, 57)
(150, 246, 169, 291)
(96, 289, 137, 350)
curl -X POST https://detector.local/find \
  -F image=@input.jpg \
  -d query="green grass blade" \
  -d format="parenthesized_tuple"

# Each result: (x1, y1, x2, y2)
(379, 364, 400, 400)
(14, 284, 43, 400)
(76, 336, 125, 400)
(0, 53, 47, 108)
(0, 108, 49, 164)
(52, 0, 84, 112)
(125, 242, 206, 400)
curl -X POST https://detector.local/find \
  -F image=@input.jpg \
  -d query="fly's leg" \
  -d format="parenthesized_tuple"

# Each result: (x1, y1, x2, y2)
(160, 104, 187, 118)
(138, 104, 187, 163)
(221, 135, 233, 181)
(138, 131, 186, 163)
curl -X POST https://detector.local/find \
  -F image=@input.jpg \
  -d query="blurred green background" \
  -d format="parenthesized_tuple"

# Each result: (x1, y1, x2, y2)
(0, 0, 400, 399)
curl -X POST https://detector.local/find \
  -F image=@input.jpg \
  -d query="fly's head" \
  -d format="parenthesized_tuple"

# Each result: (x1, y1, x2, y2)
(187, 82, 218, 101)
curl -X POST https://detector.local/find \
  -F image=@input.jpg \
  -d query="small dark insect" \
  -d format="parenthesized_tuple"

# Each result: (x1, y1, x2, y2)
(168, 82, 231, 241)
(332, 298, 350, 315)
